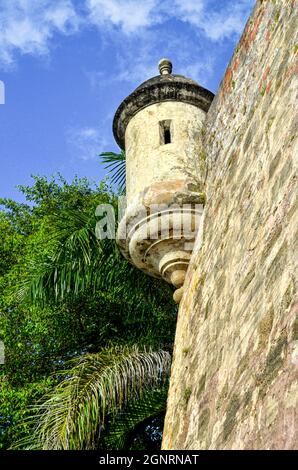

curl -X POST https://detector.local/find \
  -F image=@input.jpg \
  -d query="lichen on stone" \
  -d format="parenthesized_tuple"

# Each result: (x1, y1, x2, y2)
(256, 330, 288, 398)
(182, 387, 192, 408)
(197, 408, 211, 439)
(196, 373, 206, 399)
(258, 306, 274, 349)
(223, 394, 241, 441)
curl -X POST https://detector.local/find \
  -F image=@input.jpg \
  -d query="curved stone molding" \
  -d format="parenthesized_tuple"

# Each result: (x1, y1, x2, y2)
(117, 203, 203, 284)
(113, 71, 214, 149)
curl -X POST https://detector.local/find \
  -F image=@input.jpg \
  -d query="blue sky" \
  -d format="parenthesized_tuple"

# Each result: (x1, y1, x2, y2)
(0, 0, 254, 201)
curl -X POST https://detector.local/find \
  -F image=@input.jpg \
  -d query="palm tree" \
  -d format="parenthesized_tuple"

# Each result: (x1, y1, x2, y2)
(16, 201, 174, 450)
(19, 207, 171, 311)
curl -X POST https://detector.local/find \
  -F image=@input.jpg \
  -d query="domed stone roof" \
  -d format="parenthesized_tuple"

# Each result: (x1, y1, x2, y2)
(113, 59, 214, 149)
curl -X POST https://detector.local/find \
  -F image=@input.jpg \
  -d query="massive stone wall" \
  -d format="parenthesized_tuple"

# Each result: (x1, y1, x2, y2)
(162, 0, 298, 450)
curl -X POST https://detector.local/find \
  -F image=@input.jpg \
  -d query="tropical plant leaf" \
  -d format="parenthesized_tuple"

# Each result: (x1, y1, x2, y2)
(102, 386, 168, 450)
(100, 151, 126, 193)
(16, 208, 173, 314)
(14, 346, 171, 450)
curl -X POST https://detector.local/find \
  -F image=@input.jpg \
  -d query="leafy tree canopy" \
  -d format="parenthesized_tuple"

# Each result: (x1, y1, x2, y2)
(0, 174, 176, 449)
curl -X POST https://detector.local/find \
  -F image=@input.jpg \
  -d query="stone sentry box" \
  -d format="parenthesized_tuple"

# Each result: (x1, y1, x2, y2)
(113, 59, 214, 302)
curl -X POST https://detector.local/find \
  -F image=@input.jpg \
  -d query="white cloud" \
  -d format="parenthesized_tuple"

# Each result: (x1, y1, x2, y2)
(174, 0, 254, 41)
(183, 58, 215, 86)
(0, 0, 254, 69)
(86, 0, 254, 41)
(0, 0, 80, 67)
(86, 0, 159, 34)
(0, 0, 255, 100)
(174, 0, 204, 17)
(82, 0, 254, 92)
(67, 126, 107, 161)
(102, 22, 217, 90)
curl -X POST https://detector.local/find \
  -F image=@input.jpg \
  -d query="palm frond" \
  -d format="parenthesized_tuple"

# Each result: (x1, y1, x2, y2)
(17, 208, 173, 312)
(100, 151, 126, 192)
(102, 386, 168, 450)
(17, 209, 102, 303)
(15, 346, 171, 450)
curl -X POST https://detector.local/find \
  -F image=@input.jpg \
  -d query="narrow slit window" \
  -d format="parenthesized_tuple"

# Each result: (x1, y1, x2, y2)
(164, 128, 171, 144)
(160, 120, 172, 145)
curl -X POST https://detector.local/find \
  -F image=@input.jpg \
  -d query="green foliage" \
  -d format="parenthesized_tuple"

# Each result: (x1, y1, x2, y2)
(0, 373, 54, 450)
(102, 387, 168, 450)
(16, 346, 170, 450)
(100, 151, 126, 193)
(0, 174, 176, 449)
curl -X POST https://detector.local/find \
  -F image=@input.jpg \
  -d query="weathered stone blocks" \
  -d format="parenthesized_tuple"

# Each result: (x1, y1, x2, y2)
(162, 0, 298, 450)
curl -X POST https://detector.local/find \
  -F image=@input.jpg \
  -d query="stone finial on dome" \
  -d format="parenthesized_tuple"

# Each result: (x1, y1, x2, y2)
(158, 58, 172, 75)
